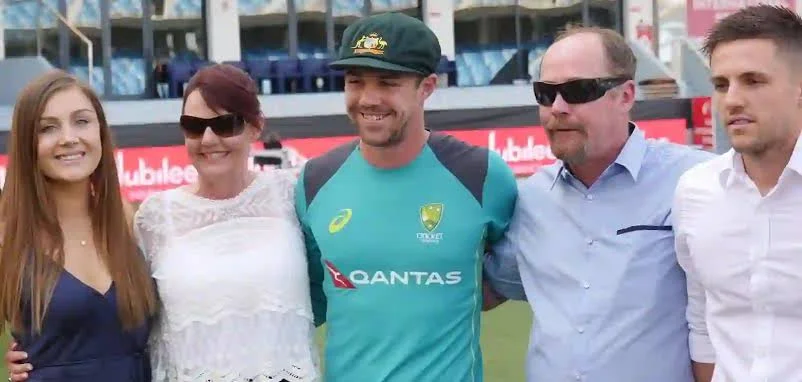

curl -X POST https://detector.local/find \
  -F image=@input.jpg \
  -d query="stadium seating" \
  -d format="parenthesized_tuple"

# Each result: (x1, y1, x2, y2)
(110, 0, 143, 18)
(3, 0, 58, 30)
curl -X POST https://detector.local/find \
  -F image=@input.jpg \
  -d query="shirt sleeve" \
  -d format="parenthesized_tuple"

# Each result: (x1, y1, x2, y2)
(673, 176, 715, 363)
(294, 168, 327, 327)
(482, 150, 518, 244)
(481, 151, 526, 301)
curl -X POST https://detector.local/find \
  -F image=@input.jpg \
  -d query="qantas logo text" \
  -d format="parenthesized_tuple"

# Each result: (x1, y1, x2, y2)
(324, 260, 462, 288)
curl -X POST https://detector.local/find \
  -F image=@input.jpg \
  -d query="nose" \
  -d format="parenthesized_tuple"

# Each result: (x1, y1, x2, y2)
(722, 84, 745, 110)
(200, 126, 219, 146)
(58, 124, 79, 144)
(550, 93, 571, 116)
(358, 84, 381, 108)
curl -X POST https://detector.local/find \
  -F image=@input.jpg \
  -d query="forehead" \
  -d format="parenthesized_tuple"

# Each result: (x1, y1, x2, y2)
(41, 87, 94, 118)
(183, 90, 224, 118)
(711, 38, 784, 78)
(540, 33, 610, 82)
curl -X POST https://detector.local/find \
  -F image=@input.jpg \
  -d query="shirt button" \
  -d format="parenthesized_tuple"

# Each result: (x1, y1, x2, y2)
(582, 281, 590, 289)
(577, 327, 585, 333)
(586, 194, 594, 200)
(586, 238, 594, 245)
(575, 372, 583, 380)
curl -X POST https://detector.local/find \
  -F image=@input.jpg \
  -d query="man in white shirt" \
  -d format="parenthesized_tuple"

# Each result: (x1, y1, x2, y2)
(673, 4, 802, 382)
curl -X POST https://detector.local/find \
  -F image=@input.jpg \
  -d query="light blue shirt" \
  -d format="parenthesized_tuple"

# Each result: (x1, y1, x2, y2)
(485, 125, 714, 382)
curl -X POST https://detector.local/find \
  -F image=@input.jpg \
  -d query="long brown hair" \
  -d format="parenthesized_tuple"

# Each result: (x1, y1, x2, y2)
(0, 70, 158, 334)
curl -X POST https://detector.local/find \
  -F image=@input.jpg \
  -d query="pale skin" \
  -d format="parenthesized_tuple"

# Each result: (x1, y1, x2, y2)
(710, 38, 802, 195)
(684, 38, 802, 382)
(482, 31, 636, 313)
(342, 67, 437, 168)
(5, 88, 264, 380)
(181, 90, 263, 199)
(5, 86, 111, 380)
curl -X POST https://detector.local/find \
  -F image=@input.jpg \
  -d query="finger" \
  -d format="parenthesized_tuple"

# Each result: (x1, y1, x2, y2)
(10, 372, 29, 382)
(10, 362, 33, 374)
(7, 351, 28, 363)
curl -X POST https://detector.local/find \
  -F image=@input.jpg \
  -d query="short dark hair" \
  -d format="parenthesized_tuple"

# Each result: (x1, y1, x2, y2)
(182, 63, 264, 128)
(702, 5, 802, 62)
(554, 26, 637, 79)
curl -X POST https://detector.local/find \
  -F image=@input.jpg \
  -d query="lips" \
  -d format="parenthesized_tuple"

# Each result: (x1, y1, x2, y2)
(55, 152, 85, 162)
(727, 115, 755, 126)
(200, 151, 229, 159)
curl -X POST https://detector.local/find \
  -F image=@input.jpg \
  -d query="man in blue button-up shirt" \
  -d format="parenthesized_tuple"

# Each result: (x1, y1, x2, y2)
(483, 27, 714, 382)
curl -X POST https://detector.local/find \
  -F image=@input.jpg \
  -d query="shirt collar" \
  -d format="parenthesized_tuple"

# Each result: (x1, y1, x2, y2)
(721, 131, 802, 188)
(550, 122, 647, 189)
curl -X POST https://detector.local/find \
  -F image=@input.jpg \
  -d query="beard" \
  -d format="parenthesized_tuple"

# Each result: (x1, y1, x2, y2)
(545, 119, 589, 164)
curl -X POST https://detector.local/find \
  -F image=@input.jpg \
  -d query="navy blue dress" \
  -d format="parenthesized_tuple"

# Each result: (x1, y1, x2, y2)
(13, 271, 152, 382)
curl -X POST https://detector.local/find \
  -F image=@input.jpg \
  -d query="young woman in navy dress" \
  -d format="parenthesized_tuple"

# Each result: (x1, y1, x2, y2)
(0, 70, 158, 382)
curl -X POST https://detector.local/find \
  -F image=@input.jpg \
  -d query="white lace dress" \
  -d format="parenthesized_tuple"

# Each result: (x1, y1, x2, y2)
(133, 170, 320, 382)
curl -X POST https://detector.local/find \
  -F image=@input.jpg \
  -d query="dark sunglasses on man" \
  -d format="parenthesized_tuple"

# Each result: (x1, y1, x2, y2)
(533, 76, 630, 107)
(179, 114, 246, 139)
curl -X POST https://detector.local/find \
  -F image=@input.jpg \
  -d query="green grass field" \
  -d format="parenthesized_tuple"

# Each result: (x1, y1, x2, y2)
(1, 301, 531, 380)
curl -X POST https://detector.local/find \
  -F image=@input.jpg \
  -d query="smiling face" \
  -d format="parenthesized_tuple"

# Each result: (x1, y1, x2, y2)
(343, 68, 435, 148)
(181, 89, 260, 179)
(36, 86, 102, 185)
(710, 38, 802, 157)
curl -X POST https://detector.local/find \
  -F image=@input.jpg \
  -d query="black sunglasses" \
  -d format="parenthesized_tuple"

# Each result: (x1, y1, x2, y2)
(179, 114, 246, 139)
(533, 77, 630, 106)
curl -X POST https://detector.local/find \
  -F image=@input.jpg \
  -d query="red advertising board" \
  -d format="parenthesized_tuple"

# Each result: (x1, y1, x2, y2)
(691, 97, 714, 151)
(0, 119, 688, 201)
(687, 0, 795, 38)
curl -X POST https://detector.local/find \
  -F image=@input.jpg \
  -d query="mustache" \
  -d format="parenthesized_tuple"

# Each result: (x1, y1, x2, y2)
(545, 119, 585, 133)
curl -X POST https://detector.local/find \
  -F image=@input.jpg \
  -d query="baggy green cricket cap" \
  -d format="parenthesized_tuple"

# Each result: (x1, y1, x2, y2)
(329, 12, 442, 75)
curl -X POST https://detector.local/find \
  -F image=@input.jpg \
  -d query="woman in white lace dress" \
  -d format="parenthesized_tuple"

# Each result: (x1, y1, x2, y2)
(133, 64, 320, 381)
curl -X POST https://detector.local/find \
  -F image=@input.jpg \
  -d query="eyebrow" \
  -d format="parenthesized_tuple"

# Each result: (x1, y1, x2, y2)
(39, 108, 95, 121)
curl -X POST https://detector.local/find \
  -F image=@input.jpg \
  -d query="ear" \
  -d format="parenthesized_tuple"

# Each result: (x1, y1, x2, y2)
(618, 79, 637, 112)
(419, 73, 438, 102)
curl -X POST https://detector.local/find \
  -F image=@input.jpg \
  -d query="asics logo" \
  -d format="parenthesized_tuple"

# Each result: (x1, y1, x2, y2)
(328, 208, 353, 234)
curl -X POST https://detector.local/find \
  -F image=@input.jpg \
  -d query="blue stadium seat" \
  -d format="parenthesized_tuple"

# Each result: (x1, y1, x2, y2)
(111, 56, 146, 95)
(238, 0, 266, 15)
(333, 0, 362, 16)
(165, 60, 196, 97)
(223, 60, 249, 74)
(167, 0, 202, 18)
(110, 0, 143, 18)
(273, 58, 302, 94)
(3, 0, 58, 29)
(75, 0, 101, 27)
(301, 57, 333, 92)
(246, 59, 274, 94)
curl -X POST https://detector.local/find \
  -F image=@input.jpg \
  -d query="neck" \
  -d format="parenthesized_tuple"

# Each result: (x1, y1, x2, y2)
(50, 180, 91, 222)
(361, 123, 429, 169)
(742, 131, 800, 195)
(569, 144, 628, 188)
(568, 122, 631, 187)
(196, 167, 254, 200)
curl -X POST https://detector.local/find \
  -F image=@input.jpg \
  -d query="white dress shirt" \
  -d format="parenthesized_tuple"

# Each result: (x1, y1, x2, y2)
(673, 133, 802, 382)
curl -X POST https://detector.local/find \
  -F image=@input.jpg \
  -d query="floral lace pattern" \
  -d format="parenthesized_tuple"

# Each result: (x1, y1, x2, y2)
(134, 170, 320, 382)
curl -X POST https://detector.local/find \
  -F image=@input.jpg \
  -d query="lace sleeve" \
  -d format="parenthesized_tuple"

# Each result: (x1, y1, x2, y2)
(133, 193, 168, 268)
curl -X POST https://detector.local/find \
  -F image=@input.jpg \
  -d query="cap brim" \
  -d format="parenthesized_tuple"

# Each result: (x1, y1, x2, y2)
(328, 56, 424, 75)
